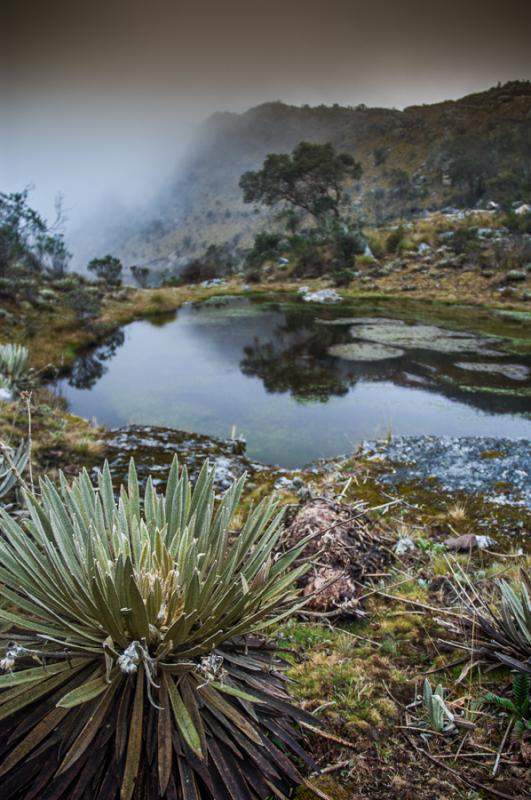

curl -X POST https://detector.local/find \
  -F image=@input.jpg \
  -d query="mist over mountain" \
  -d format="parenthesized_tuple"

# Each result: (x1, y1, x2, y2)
(86, 81, 531, 275)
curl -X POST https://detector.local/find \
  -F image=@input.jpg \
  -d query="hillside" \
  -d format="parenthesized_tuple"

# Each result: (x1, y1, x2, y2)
(106, 81, 531, 272)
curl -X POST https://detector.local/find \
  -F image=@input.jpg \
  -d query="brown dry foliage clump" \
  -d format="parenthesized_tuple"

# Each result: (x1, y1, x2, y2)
(282, 497, 394, 612)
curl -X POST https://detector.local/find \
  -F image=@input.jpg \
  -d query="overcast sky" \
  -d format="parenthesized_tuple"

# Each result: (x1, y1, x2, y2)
(2, 0, 531, 228)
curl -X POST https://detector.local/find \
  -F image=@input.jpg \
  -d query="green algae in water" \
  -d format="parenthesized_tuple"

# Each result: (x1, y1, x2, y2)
(328, 342, 405, 361)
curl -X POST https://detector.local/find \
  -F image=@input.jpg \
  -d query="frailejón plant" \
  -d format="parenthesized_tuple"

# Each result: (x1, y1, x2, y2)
(422, 679, 455, 733)
(0, 343, 31, 395)
(0, 458, 322, 799)
(0, 440, 29, 499)
(453, 568, 531, 676)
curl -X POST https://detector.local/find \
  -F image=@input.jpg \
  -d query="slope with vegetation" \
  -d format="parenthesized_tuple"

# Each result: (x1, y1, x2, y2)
(110, 81, 531, 271)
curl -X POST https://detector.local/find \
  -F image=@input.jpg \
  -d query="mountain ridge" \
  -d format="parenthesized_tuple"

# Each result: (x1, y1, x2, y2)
(99, 81, 531, 272)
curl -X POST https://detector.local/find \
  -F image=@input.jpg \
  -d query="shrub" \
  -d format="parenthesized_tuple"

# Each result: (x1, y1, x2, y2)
(65, 285, 102, 324)
(292, 242, 325, 278)
(331, 227, 366, 268)
(333, 268, 355, 287)
(448, 227, 480, 257)
(355, 254, 376, 269)
(130, 266, 151, 289)
(0, 189, 71, 277)
(181, 244, 235, 285)
(372, 146, 389, 167)
(503, 210, 531, 235)
(385, 226, 406, 254)
(244, 267, 262, 283)
(0, 458, 320, 798)
(87, 255, 123, 287)
(366, 235, 385, 260)
(246, 232, 282, 267)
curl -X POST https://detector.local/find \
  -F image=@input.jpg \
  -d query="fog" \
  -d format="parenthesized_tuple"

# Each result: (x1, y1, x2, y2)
(2, 0, 531, 266)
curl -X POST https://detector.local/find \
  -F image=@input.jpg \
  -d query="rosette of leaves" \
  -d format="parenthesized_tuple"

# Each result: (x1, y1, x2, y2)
(451, 567, 531, 676)
(422, 680, 455, 733)
(0, 458, 323, 799)
(0, 343, 31, 395)
(0, 440, 29, 500)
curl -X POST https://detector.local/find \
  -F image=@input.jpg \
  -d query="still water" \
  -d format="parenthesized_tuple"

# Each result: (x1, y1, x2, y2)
(56, 296, 531, 467)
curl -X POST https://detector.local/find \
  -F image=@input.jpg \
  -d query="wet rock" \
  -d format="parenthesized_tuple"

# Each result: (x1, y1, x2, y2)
(363, 436, 531, 509)
(200, 278, 226, 288)
(328, 342, 405, 361)
(302, 289, 342, 304)
(455, 362, 530, 381)
(444, 533, 496, 551)
(282, 498, 392, 613)
(103, 424, 269, 490)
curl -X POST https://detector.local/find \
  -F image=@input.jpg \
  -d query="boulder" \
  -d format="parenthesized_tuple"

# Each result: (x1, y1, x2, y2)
(302, 288, 342, 304)
(200, 278, 226, 288)
(444, 533, 496, 551)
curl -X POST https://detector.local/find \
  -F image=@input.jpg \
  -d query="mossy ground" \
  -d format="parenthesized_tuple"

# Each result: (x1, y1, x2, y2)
(275, 455, 530, 799)
(0, 388, 105, 483)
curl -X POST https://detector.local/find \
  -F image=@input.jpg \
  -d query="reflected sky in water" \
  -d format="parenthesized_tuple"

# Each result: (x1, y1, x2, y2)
(56, 298, 531, 467)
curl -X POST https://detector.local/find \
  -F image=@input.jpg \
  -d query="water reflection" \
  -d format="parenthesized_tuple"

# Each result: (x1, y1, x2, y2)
(67, 330, 125, 389)
(55, 297, 531, 467)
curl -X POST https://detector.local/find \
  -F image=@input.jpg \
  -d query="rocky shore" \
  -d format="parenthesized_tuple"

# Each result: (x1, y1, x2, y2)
(363, 434, 531, 509)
